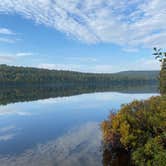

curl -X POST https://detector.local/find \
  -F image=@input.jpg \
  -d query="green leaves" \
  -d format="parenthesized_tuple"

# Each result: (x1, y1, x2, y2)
(101, 96, 166, 165)
(153, 47, 166, 64)
(153, 47, 166, 95)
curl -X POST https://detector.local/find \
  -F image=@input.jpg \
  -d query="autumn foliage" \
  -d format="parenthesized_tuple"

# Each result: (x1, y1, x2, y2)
(101, 96, 166, 165)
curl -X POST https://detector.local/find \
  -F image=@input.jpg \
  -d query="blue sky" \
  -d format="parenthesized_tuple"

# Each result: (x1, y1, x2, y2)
(0, 0, 165, 73)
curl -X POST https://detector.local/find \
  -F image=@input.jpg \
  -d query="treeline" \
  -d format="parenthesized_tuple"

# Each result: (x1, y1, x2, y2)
(0, 64, 159, 85)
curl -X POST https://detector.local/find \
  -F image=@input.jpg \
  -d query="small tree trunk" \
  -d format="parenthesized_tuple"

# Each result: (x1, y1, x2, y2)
(160, 60, 166, 95)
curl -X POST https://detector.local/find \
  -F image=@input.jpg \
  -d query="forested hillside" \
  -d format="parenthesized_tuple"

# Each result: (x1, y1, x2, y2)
(0, 64, 159, 85)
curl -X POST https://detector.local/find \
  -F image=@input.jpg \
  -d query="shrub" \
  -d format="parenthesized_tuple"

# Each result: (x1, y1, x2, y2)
(101, 96, 166, 165)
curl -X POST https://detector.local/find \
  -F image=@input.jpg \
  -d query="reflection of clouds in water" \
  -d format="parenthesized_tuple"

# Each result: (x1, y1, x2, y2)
(37, 92, 158, 105)
(0, 122, 102, 166)
(0, 126, 15, 132)
(0, 125, 16, 141)
(36, 92, 118, 105)
(0, 134, 15, 141)
(0, 107, 31, 116)
(36, 92, 119, 105)
(36, 95, 85, 104)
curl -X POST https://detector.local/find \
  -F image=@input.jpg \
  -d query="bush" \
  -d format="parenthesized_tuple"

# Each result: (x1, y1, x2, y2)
(101, 96, 166, 166)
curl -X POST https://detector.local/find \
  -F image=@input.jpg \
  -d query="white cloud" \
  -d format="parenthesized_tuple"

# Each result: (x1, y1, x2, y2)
(67, 57, 97, 63)
(0, 52, 34, 63)
(16, 52, 34, 57)
(0, 28, 14, 35)
(38, 63, 81, 71)
(0, 54, 15, 63)
(38, 57, 160, 73)
(0, 0, 165, 47)
(0, 27, 17, 43)
(136, 58, 160, 70)
(0, 37, 15, 43)
(123, 47, 139, 53)
(120, 57, 160, 71)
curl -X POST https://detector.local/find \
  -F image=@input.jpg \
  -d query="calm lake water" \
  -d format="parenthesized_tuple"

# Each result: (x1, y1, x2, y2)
(0, 86, 158, 166)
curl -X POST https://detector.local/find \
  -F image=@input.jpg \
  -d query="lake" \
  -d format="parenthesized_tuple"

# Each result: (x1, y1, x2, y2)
(0, 85, 159, 166)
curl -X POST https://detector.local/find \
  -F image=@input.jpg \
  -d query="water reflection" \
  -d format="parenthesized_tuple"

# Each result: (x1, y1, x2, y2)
(0, 84, 158, 105)
(102, 148, 131, 166)
(0, 122, 102, 166)
(0, 126, 16, 142)
(0, 85, 159, 166)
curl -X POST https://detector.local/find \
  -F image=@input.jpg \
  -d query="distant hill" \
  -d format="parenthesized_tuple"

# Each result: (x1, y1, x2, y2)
(116, 70, 159, 79)
(0, 64, 159, 86)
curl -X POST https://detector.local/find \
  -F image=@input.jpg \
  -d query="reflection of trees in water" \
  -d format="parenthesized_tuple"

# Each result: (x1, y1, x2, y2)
(0, 83, 158, 105)
(102, 148, 132, 166)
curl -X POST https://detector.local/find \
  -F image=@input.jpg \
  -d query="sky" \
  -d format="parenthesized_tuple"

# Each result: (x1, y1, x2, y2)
(0, 0, 165, 73)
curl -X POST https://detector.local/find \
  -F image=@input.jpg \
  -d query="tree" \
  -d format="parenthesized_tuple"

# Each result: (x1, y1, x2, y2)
(153, 47, 166, 94)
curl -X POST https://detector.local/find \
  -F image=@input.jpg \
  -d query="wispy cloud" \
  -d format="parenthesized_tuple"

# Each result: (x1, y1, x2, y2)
(38, 59, 160, 73)
(0, 52, 34, 63)
(135, 58, 160, 70)
(0, 54, 15, 62)
(118, 57, 160, 71)
(16, 52, 34, 57)
(0, 37, 15, 43)
(67, 57, 97, 63)
(123, 47, 139, 53)
(0, 28, 15, 35)
(0, 0, 165, 48)
(0, 27, 17, 43)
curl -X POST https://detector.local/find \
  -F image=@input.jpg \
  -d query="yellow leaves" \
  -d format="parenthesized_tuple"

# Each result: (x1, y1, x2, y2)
(119, 121, 130, 146)
(101, 121, 111, 141)
(119, 120, 138, 149)
(101, 95, 166, 165)
(111, 116, 120, 130)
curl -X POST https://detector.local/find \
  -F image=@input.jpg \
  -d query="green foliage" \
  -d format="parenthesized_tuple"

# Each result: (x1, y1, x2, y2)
(101, 96, 166, 165)
(132, 137, 166, 166)
(160, 68, 166, 94)
(153, 48, 166, 94)
(0, 64, 159, 85)
(153, 47, 166, 64)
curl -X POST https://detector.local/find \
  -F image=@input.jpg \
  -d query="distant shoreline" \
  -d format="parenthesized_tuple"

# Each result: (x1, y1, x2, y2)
(0, 64, 159, 85)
